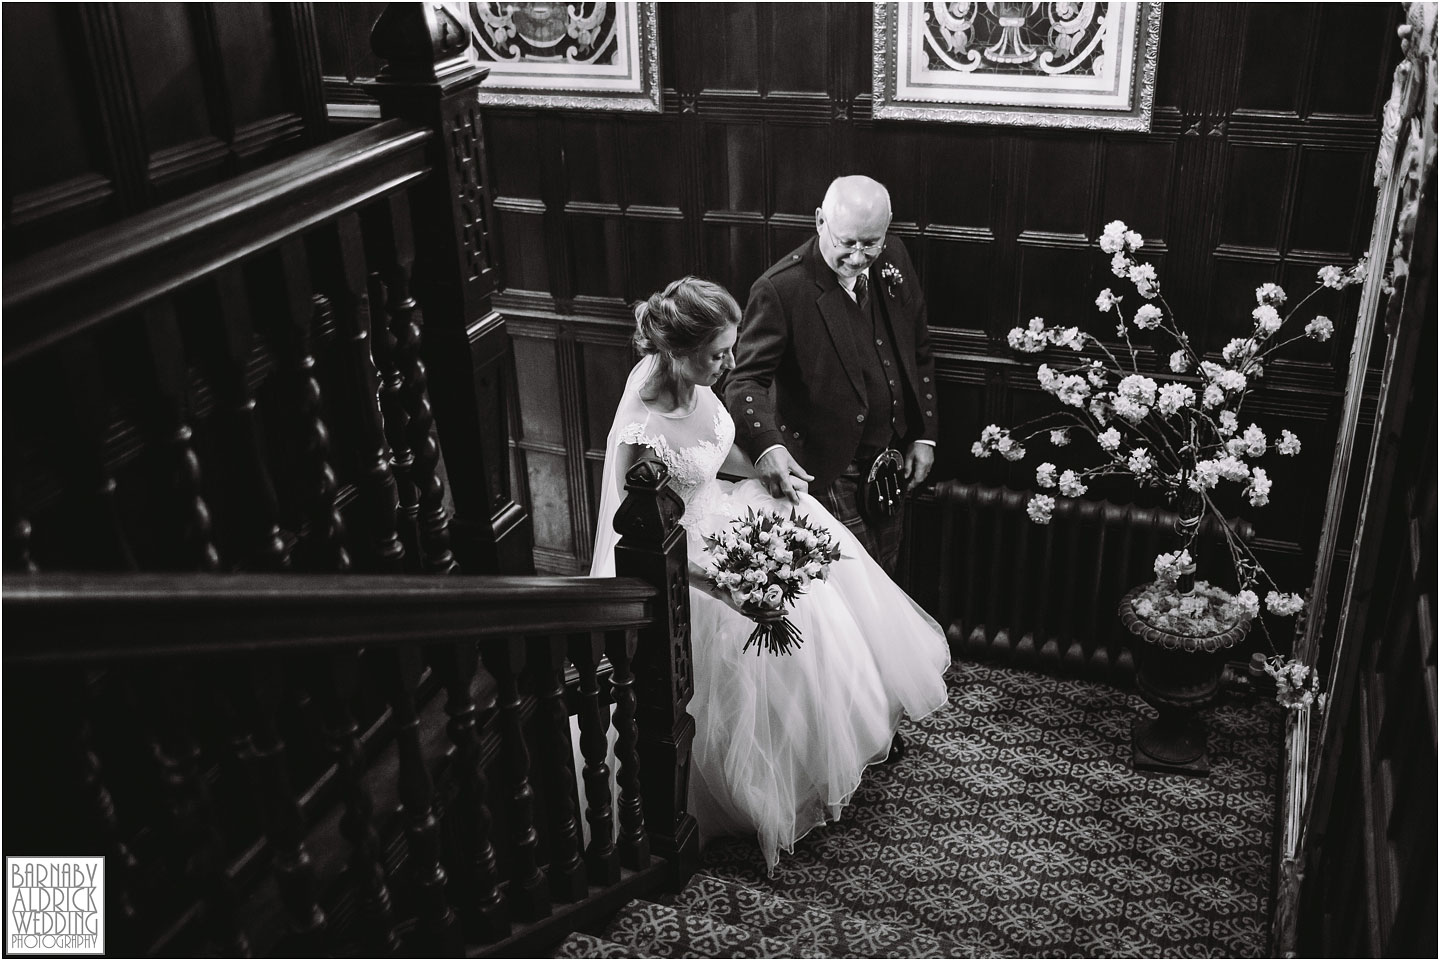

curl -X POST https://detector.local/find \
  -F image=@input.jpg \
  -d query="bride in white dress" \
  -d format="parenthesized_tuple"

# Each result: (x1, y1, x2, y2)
(590, 277, 949, 871)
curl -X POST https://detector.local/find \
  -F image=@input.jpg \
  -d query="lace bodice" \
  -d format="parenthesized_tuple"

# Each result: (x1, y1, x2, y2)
(616, 380, 735, 519)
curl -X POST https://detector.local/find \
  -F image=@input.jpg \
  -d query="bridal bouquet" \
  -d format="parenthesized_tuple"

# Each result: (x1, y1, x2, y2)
(702, 507, 844, 656)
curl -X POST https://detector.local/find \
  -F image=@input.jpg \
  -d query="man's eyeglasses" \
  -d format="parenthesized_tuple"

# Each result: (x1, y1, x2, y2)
(822, 223, 885, 257)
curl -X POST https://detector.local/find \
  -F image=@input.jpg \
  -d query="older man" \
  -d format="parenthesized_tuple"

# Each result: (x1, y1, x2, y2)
(726, 175, 938, 575)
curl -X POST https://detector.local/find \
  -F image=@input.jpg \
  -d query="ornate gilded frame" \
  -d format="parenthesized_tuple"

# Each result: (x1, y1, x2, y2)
(872, 2, 1163, 130)
(466, 1, 661, 112)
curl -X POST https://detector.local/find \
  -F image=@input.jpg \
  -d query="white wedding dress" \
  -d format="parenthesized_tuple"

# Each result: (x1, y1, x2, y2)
(591, 355, 950, 870)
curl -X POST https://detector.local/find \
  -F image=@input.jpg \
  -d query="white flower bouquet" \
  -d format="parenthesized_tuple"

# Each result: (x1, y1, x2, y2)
(702, 507, 845, 655)
(973, 218, 1368, 693)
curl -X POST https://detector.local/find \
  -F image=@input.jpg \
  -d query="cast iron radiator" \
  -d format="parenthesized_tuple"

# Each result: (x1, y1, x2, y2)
(916, 481, 1254, 687)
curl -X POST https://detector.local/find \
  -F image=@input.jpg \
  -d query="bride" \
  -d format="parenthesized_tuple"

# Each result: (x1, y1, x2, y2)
(590, 276, 950, 871)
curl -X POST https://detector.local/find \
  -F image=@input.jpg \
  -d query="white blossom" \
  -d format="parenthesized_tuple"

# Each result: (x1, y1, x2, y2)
(1218, 411, 1239, 436)
(1305, 315, 1334, 342)
(1153, 549, 1194, 582)
(1128, 262, 1159, 298)
(1008, 326, 1046, 352)
(1127, 448, 1154, 475)
(1118, 374, 1158, 407)
(1111, 251, 1130, 277)
(1156, 383, 1195, 417)
(1202, 384, 1226, 408)
(1216, 455, 1250, 482)
(1099, 220, 1130, 254)
(1086, 362, 1107, 388)
(1247, 467, 1272, 506)
(1242, 423, 1267, 457)
(1317, 264, 1346, 289)
(1001, 443, 1027, 462)
(1035, 463, 1058, 489)
(1026, 494, 1056, 524)
(1256, 282, 1287, 306)
(1252, 303, 1282, 336)
(1233, 589, 1261, 618)
(1097, 427, 1122, 451)
(1096, 288, 1120, 312)
(1266, 591, 1305, 616)
(1169, 349, 1191, 373)
(1189, 460, 1221, 491)
(1049, 428, 1071, 447)
(1113, 396, 1150, 423)
(1277, 430, 1302, 456)
(1134, 304, 1164, 329)
(1222, 338, 1256, 365)
(1058, 470, 1088, 497)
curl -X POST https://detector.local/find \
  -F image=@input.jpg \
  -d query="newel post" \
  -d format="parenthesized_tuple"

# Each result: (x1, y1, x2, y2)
(364, 3, 532, 574)
(613, 459, 701, 886)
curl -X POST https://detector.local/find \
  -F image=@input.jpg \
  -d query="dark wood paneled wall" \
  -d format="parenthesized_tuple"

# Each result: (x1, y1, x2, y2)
(2, 3, 325, 262)
(483, 3, 1398, 587)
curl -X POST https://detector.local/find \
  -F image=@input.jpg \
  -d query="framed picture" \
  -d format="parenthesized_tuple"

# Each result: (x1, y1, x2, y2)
(466, 1, 661, 112)
(872, 2, 1163, 131)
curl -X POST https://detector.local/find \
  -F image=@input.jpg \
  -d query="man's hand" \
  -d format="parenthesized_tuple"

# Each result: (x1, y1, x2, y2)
(755, 448, 814, 503)
(904, 443, 935, 486)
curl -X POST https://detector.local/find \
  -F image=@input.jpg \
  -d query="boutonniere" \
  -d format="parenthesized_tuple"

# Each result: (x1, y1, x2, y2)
(880, 262, 904, 297)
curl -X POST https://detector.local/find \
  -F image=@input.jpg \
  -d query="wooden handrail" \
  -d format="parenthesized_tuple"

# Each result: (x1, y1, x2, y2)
(3, 118, 432, 364)
(2, 572, 657, 664)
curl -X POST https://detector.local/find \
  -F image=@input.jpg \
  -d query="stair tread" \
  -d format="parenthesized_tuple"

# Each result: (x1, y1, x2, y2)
(674, 873, 970, 958)
(554, 931, 648, 958)
(601, 899, 796, 958)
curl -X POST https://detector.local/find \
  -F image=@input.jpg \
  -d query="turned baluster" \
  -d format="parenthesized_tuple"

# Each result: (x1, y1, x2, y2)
(140, 301, 220, 571)
(226, 659, 327, 951)
(55, 340, 138, 570)
(431, 641, 508, 942)
(569, 631, 619, 885)
(315, 652, 400, 954)
(331, 213, 406, 573)
(604, 627, 649, 870)
(6, 479, 38, 573)
(532, 635, 587, 902)
(69, 670, 139, 938)
(365, 263, 419, 569)
(208, 267, 290, 571)
(385, 194, 457, 574)
(141, 666, 249, 955)
(479, 637, 550, 920)
(272, 241, 351, 572)
(382, 644, 458, 951)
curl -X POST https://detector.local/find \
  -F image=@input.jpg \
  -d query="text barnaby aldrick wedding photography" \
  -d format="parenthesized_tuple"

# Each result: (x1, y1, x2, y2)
(6, 857, 105, 956)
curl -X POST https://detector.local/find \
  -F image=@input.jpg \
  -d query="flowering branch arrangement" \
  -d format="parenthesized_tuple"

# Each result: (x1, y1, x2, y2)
(973, 220, 1366, 707)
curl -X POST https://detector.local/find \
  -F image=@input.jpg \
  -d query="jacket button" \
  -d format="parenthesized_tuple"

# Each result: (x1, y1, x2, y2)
(745, 396, 753, 402)
(857, 413, 865, 422)
(793, 431, 800, 438)
(925, 393, 933, 400)
(780, 425, 787, 431)
(746, 408, 753, 414)
(925, 410, 933, 417)
(753, 421, 761, 428)
(922, 376, 930, 383)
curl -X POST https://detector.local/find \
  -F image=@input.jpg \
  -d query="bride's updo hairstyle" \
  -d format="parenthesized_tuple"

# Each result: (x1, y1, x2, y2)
(633, 276, 741, 358)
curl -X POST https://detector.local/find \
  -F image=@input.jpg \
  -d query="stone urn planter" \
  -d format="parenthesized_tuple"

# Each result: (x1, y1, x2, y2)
(1118, 573, 1253, 776)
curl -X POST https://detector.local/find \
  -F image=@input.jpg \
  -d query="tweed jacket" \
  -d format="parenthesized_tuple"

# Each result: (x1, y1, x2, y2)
(726, 234, 938, 492)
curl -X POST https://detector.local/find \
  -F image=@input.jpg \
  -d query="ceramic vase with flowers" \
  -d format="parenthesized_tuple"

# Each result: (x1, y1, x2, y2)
(974, 220, 1363, 772)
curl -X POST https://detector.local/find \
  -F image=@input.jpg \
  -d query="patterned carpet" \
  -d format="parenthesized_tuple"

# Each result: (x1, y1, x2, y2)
(684, 659, 1284, 958)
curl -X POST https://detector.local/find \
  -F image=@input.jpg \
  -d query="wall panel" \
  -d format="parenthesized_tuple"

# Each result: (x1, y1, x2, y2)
(472, 2, 1400, 581)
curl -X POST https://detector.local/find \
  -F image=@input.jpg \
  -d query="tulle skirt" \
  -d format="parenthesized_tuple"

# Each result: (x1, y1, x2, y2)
(685, 479, 950, 871)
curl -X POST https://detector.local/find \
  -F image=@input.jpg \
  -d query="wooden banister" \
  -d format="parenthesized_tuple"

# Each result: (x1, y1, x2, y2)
(3, 572, 657, 665)
(4, 119, 432, 365)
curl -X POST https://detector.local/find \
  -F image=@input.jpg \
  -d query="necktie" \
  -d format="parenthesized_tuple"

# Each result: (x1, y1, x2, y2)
(854, 273, 869, 311)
